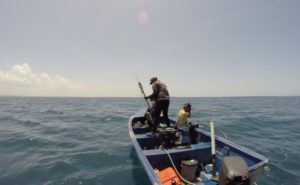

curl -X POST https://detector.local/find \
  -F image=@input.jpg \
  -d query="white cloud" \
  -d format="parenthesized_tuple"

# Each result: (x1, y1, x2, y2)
(0, 63, 87, 96)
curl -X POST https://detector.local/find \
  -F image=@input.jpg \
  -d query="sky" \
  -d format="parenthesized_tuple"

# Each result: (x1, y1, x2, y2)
(0, 0, 299, 97)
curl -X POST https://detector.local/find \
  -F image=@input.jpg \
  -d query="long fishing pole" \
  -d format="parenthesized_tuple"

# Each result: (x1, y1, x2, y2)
(135, 75, 151, 109)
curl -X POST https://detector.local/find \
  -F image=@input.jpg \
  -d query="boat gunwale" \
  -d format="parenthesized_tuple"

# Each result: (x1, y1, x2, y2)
(196, 129, 269, 171)
(128, 115, 162, 185)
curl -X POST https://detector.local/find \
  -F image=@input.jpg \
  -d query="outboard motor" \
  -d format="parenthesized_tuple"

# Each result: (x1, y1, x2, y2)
(157, 127, 178, 148)
(219, 156, 250, 185)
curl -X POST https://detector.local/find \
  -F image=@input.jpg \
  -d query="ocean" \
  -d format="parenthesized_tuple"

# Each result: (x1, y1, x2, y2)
(0, 96, 299, 185)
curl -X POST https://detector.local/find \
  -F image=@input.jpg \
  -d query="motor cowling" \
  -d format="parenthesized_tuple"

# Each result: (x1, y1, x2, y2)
(157, 127, 178, 148)
(219, 156, 250, 185)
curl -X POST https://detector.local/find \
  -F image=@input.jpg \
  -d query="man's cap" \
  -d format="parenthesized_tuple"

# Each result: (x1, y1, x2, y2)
(150, 77, 158, 84)
(183, 103, 191, 108)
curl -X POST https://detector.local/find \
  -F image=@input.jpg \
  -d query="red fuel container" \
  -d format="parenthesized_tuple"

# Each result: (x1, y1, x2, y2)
(157, 167, 182, 185)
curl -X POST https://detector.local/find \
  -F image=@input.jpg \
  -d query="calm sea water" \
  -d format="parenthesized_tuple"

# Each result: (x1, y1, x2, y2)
(0, 97, 299, 185)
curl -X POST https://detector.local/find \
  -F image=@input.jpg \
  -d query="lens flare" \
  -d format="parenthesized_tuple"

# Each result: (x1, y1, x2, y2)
(137, 11, 149, 25)
(137, 0, 147, 6)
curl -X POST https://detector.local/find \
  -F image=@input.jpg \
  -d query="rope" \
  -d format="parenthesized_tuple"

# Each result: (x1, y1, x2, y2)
(162, 148, 197, 185)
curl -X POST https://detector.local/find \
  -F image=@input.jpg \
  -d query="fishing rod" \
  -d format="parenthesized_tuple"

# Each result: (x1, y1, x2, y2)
(135, 75, 151, 109)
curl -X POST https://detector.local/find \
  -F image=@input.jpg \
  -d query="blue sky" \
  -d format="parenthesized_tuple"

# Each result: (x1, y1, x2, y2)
(0, 0, 299, 97)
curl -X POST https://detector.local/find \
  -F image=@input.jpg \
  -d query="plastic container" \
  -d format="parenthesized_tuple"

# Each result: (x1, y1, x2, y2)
(205, 164, 213, 173)
(181, 159, 198, 181)
(157, 167, 182, 185)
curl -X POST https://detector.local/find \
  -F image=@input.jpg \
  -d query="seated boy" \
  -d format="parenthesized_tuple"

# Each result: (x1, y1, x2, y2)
(176, 103, 191, 129)
(176, 103, 192, 144)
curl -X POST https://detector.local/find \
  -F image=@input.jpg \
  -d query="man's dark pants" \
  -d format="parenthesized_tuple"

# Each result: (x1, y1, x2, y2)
(153, 100, 170, 132)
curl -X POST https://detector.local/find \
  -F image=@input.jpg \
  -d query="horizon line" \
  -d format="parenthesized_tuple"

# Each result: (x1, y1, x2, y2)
(0, 95, 299, 98)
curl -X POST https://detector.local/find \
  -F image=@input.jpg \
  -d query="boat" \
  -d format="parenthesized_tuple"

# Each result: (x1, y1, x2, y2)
(128, 108, 268, 185)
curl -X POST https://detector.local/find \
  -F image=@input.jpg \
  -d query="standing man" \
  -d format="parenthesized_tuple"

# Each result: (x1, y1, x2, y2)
(145, 77, 170, 132)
